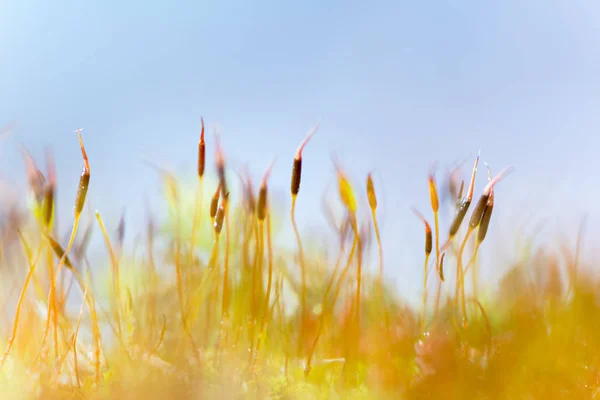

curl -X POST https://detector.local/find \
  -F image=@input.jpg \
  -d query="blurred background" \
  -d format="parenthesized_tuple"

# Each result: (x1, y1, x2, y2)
(1, 0, 598, 305)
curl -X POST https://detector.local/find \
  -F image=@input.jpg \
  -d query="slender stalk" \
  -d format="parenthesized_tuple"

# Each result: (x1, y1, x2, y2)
(427, 166, 443, 316)
(40, 128, 89, 364)
(305, 219, 358, 378)
(463, 242, 481, 276)
(412, 207, 433, 330)
(366, 176, 391, 346)
(441, 152, 480, 253)
(212, 189, 227, 362)
(0, 242, 43, 370)
(432, 209, 441, 312)
(95, 211, 123, 338)
(72, 279, 89, 388)
(249, 220, 263, 365)
(249, 159, 275, 364)
(222, 198, 231, 320)
(189, 117, 206, 277)
(354, 222, 363, 348)
(205, 184, 221, 343)
(188, 181, 203, 273)
(255, 211, 274, 357)
(457, 229, 474, 327)
(214, 134, 230, 354)
(470, 235, 479, 299)
(291, 195, 307, 357)
(290, 126, 317, 358)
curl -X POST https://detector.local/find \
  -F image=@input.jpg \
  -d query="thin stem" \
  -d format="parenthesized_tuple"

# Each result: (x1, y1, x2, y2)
(222, 202, 231, 320)
(249, 220, 264, 365)
(95, 211, 123, 338)
(371, 208, 383, 288)
(354, 223, 363, 354)
(72, 279, 89, 388)
(291, 195, 307, 358)
(471, 236, 479, 299)
(433, 210, 442, 316)
(256, 212, 274, 357)
(305, 221, 358, 378)
(39, 216, 81, 364)
(173, 195, 199, 358)
(370, 208, 391, 348)
(0, 242, 43, 370)
(421, 253, 431, 331)
(188, 178, 204, 275)
(464, 242, 481, 276)
(457, 228, 474, 328)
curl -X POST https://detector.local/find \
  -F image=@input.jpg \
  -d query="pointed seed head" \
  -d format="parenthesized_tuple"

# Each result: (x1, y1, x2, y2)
(74, 129, 90, 217)
(214, 192, 228, 235)
(448, 152, 480, 236)
(291, 125, 318, 196)
(333, 157, 357, 213)
(117, 209, 126, 248)
(42, 147, 56, 227)
(428, 166, 439, 213)
(210, 184, 221, 220)
(215, 135, 228, 197)
(257, 159, 276, 221)
(198, 117, 206, 179)
(366, 173, 377, 211)
(21, 145, 45, 205)
(477, 163, 497, 243)
(412, 206, 432, 255)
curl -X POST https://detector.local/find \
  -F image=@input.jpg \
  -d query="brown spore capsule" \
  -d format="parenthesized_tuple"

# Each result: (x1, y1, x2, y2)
(257, 158, 276, 221)
(477, 202, 494, 243)
(332, 155, 357, 213)
(477, 163, 497, 243)
(42, 147, 56, 227)
(257, 186, 267, 221)
(469, 164, 513, 237)
(21, 145, 45, 205)
(366, 172, 377, 211)
(448, 152, 480, 236)
(198, 117, 206, 179)
(412, 207, 432, 255)
(215, 136, 228, 197)
(291, 158, 302, 196)
(214, 193, 227, 235)
(428, 164, 439, 213)
(449, 199, 471, 236)
(210, 184, 221, 220)
(43, 183, 55, 227)
(291, 125, 318, 197)
(439, 253, 446, 281)
(425, 227, 432, 255)
(245, 173, 256, 214)
(74, 129, 90, 217)
(117, 209, 126, 248)
(468, 194, 489, 229)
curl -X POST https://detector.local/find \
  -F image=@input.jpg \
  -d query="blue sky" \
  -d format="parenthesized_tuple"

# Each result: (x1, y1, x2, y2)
(1, 0, 599, 304)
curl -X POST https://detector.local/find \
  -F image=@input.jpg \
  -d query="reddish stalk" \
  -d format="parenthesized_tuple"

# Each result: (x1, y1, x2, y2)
(290, 125, 318, 357)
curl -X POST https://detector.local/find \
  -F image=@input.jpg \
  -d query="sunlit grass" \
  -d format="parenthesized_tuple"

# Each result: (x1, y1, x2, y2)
(0, 127, 596, 399)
